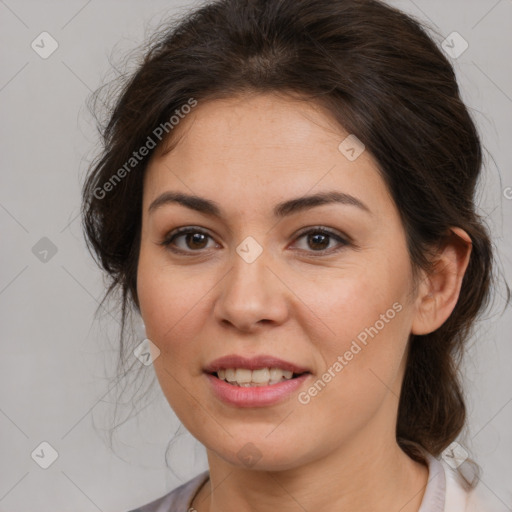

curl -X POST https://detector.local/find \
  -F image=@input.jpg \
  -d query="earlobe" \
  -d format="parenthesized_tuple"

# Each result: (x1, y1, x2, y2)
(411, 227, 472, 336)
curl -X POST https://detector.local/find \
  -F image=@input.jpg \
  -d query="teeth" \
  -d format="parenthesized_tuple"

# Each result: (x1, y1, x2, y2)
(270, 368, 292, 380)
(252, 368, 270, 383)
(215, 367, 297, 386)
(235, 368, 252, 383)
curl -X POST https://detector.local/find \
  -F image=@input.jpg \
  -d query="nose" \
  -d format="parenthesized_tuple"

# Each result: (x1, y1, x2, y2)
(213, 248, 290, 333)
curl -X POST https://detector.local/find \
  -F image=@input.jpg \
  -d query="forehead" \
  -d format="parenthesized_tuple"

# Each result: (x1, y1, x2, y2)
(153, 93, 344, 169)
(143, 93, 394, 219)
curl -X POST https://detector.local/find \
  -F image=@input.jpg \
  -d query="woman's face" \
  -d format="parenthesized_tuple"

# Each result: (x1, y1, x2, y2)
(137, 93, 423, 470)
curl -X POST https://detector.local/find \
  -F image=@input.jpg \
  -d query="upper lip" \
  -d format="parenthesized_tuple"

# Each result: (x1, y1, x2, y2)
(203, 354, 311, 374)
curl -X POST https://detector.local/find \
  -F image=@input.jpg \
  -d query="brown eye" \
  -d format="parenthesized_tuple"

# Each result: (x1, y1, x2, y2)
(182, 232, 209, 250)
(161, 227, 219, 253)
(292, 227, 349, 254)
(307, 232, 330, 251)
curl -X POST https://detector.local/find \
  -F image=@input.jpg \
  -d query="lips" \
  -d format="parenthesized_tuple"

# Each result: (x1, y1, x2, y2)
(203, 354, 311, 375)
(203, 354, 312, 407)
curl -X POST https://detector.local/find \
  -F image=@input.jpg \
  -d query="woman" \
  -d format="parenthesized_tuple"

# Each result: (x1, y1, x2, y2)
(82, 0, 504, 510)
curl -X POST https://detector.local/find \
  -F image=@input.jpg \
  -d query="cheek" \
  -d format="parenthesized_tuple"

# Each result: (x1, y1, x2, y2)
(293, 253, 413, 397)
(137, 246, 200, 339)
(292, 255, 411, 345)
(291, 293, 411, 450)
(136, 246, 220, 391)
(136, 253, 203, 415)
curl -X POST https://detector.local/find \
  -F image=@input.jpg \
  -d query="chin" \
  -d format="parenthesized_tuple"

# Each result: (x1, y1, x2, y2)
(204, 432, 313, 472)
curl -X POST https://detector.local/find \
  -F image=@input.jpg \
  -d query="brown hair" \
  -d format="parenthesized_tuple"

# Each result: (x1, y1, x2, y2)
(82, 0, 501, 465)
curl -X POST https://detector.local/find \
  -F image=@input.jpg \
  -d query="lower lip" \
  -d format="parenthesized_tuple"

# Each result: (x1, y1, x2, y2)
(205, 373, 310, 407)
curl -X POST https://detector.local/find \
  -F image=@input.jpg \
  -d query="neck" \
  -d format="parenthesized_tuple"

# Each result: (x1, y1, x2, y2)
(192, 437, 429, 512)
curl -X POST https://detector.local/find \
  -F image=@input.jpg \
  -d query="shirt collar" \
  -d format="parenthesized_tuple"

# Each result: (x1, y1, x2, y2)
(418, 452, 447, 512)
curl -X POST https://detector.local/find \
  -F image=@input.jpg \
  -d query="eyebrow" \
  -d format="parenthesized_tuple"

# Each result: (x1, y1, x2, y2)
(148, 190, 371, 218)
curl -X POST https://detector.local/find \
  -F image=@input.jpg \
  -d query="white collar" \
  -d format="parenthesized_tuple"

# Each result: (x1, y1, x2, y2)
(418, 452, 447, 512)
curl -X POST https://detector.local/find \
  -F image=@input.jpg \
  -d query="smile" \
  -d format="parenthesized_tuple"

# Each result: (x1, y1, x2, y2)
(203, 354, 312, 407)
(214, 367, 305, 386)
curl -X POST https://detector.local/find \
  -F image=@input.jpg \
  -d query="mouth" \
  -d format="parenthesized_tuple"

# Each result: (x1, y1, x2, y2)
(204, 365, 311, 407)
(203, 354, 312, 388)
(206, 367, 310, 387)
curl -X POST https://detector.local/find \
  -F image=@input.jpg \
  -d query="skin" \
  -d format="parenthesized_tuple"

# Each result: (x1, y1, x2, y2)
(136, 92, 472, 512)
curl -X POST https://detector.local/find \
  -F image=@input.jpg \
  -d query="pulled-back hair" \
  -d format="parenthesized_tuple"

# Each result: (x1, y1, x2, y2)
(82, 0, 498, 464)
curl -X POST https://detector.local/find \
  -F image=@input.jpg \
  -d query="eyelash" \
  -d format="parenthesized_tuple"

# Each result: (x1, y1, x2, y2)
(159, 226, 350, 257)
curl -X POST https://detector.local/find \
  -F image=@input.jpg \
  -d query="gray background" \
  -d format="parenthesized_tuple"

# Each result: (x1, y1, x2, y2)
(1, 0, 511, 510)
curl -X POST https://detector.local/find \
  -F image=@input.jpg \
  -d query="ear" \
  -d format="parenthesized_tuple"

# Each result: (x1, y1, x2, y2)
(411, 227, 472, 336)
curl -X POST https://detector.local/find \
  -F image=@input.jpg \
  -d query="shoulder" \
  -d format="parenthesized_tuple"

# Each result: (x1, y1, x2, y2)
(417, 448, 510, 512)
(442, 460, 510, 512)
(127, 470, 209, 512)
